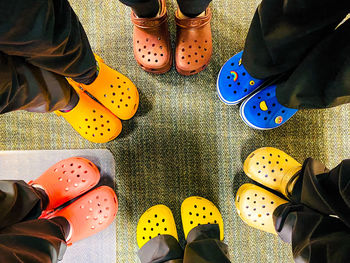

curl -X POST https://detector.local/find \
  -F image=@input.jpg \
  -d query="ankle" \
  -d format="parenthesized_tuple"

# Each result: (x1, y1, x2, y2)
(178, 9, 205, 19)
(132, 0, 161, 18)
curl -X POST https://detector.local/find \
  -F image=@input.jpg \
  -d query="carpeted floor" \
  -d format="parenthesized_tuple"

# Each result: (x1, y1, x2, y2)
(0, 0, 349, 262)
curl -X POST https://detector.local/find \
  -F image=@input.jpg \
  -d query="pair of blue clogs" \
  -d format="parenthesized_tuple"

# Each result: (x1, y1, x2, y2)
(217, 51, 298, 130)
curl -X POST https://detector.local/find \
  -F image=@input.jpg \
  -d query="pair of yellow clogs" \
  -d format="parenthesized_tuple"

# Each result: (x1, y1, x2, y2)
(56, 55, 139, 143)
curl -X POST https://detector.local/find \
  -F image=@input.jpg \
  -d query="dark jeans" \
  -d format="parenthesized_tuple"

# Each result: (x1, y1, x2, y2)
(120, 0, 212, 18)
(0, 180, 69, 263)
(273, 158, 350, 263)
(138, 224, 231, 263)
(242, 0, 350, 109)
(0, 0, 96, 113)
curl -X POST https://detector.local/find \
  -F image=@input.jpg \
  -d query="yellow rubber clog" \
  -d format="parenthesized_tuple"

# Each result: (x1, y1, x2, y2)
(69, 54, 139, 120)
(244, 147, 302, 197)
(55, 88, 122, 143)
(181, 196, 224, 240)
(137, 205, 178, 249)
(235, 183, 288, 234)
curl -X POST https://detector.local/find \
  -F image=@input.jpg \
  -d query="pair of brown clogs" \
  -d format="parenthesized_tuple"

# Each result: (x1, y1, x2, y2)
(131, 0, 212, 75)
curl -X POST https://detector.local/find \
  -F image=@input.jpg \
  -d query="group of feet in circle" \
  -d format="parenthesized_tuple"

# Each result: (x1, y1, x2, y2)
(31, 147, 301, 253)
(57, 4, 298, 144)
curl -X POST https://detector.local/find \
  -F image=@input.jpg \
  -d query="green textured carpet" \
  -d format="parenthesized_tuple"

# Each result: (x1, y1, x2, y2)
(1, 1, 349, 262)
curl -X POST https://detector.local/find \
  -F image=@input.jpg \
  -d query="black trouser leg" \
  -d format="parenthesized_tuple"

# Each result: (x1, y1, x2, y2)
(119, 0, 160, 18)
(0, 53, 78, 113)
(176, 0, 212, 18)
(291, 158, 350, 224)
(273, 159, 350, 263)
(138, 224, 230, 263)
(0, 218, 69, 263)
(0, 180, 47, 229)
(0, 180, 69, 263)
(0, 0, 97, 83)
(275, 20, 350, 109)
(183, 224, 231, 263)
(242, 0, 350, 79)
(274, 204, 350, 263)
(242, 0, 350, 109)
(138, 235, 184, 263)
(0, 0, 96, 113)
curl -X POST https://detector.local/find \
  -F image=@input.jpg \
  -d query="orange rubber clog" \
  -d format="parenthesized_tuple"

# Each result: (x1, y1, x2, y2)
(29, 157, 100, 211)
(131, 0, 172, 74)
(175, 8, 213, 76)
(55, 79, 122, 144)
(69, 55, 139, 120)
(49, 186, 118, 245)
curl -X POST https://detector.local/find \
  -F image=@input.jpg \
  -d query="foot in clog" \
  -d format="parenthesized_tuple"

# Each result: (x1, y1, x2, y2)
(69, 54, 139, 121)
(244, 147, 302, 197)
(175, 8, 212, 76)
(217, 51, 266, 105)
(137, 205, 178, 248)
(235, 183, 288, 234)
(49, 186, 118, 245)
(240, 85, 298, 130)
(131, 0, 172, 74)
(29, 157, 100, 213)
(181, 196, 224, 240)
(55, 85, 122, 143)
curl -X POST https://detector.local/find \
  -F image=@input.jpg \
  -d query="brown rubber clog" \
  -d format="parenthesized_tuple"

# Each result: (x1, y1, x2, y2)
(175, 8, 212, 76)
(131, 0, 172, 74)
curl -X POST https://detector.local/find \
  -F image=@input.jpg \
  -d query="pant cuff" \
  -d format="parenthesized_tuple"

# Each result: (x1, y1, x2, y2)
(138, 235, 183, 263)
(187, 224, 220, 243)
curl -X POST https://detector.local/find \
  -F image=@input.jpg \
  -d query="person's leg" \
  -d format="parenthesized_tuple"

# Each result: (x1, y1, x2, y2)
(274, 203, 350, 263)
(0, 178, 117, 262)
(119, 0, 160, 18)
(241, 147, 350, 226)
(176, 0, 212, 18)
(275, 19, 350, 109)
(235, 183, 350, 263)
(0, 218, 69, 263)
(0, 180, 67, 263)
(237, 148, 350, 262)
(183, 224, 231, 263)
(0, 180, 48, 229)
(0, 52, 78, 113)
(242, 0, 350, 79)
(138, 235, 184, 263)
(289, 158, 350, 226)
(0, 0, 97, 84)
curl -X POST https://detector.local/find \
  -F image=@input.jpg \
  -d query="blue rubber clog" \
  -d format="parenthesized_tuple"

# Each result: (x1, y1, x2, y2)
(240, 85, 298, 130)
(217, 51, 265, 105)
